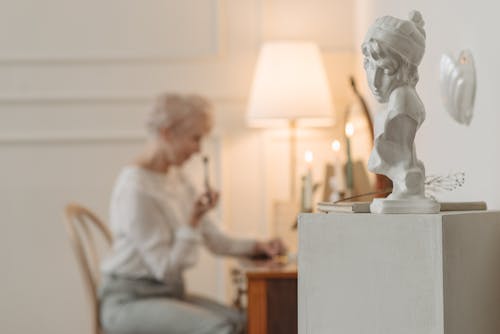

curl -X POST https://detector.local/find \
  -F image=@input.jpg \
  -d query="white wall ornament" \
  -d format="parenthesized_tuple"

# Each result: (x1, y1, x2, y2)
(440, 50, 476, 126)
(361, 10, 439, 214)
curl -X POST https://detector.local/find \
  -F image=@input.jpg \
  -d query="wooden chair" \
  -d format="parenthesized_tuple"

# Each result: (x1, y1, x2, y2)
(63, 203, 112, 334)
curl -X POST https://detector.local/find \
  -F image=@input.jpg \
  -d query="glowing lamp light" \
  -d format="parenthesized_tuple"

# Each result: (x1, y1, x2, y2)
(331, 140, 341, 152)
(304, 150, 314, 164)
(345, 122, 355, 137)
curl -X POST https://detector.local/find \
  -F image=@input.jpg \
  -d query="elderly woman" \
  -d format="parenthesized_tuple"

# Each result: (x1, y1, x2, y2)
(99, 93, 286, 334)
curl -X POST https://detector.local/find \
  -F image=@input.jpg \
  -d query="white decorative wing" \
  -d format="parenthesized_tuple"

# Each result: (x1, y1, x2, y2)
(440, 50, 476, 125)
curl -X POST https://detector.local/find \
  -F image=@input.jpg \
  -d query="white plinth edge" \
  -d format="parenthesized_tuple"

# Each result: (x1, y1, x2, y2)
(370, 198, 440, 214)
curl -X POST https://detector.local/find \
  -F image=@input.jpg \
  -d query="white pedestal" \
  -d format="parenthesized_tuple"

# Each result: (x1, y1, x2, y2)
(298, 211, 500, 334)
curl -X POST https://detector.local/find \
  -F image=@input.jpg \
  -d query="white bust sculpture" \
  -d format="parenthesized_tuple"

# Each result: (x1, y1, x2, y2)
(362, 10, 439, 214)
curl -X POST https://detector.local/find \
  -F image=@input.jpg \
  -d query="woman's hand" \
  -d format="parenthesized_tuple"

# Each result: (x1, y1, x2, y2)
(253, 237, 288, 258)
(190, 190, 219, 227)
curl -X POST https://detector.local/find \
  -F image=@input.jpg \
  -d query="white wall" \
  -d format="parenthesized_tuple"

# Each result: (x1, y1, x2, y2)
(354, 0, 500, 208)
(0, 1, 355, 333)
(6, 1, 495, 333)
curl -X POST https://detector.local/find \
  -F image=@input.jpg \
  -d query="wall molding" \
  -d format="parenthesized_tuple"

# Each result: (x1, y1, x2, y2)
(0, 131, 226, 146)
(0, 94, 246, 105)
(0, 56, 224, 66)
(0, 0, 227, 66)
(0, 131, 145, 145)
(0, 94, 151, 105)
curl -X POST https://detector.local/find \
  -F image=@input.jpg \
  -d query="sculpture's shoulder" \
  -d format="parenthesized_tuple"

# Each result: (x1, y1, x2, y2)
(388, 86, 425, 123)
(390, 86, 421, 106)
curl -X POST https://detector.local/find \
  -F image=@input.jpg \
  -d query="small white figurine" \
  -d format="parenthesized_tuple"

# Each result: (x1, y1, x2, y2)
(362, 10, 439, 213)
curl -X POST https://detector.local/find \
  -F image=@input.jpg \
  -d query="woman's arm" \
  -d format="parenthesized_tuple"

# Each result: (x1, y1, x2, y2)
(200, 217, 257, 257)
(200, 217, 287, 258)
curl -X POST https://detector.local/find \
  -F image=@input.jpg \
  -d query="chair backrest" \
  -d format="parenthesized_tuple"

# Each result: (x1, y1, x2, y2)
(63, 203, 112, 334)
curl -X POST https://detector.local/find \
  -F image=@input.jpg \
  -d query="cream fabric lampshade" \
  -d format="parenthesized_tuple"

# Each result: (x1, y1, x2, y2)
(247, 41, 334, 127)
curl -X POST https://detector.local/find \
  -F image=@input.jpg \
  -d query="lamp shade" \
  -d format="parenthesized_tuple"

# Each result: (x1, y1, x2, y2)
(247, 41, 334, 127)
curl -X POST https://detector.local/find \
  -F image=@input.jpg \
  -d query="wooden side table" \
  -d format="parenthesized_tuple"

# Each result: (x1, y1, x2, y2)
(246, 265, 297, 334)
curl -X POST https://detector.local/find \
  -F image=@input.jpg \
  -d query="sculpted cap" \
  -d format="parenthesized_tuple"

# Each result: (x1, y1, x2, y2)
(364, 10, 426, 66)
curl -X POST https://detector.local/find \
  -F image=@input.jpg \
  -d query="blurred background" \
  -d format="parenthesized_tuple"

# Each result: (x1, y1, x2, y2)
(1, 1, 498, 333)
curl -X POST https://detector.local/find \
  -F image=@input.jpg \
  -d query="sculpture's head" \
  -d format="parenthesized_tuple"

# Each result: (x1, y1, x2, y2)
(362, 10, 426, 103)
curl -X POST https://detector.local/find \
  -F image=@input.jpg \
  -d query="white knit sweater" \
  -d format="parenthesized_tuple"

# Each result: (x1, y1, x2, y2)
(101, 165, 256, 286)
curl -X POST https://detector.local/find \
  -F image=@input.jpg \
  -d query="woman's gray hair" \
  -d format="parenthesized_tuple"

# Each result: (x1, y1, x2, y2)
(146, 93, 214, 135)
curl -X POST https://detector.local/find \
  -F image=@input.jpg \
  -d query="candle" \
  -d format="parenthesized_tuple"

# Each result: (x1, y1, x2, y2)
(345, 123, 354, 192)
(330, 140, 344, 192)
(303, 150, 313, 211)
(331, 139, 341, 153)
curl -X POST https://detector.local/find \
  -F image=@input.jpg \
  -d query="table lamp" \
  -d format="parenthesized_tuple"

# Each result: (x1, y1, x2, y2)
(246, 41, 334, 202)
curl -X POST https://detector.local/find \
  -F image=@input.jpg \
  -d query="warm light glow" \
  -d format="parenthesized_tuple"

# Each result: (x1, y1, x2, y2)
(246, 41, 334, 127)
(331, 140, 340, 152)
(345, 122, 355, 137)
(304, 150, 314, 164)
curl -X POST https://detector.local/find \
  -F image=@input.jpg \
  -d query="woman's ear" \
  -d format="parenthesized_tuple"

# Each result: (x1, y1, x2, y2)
(158, 127, 174, 141)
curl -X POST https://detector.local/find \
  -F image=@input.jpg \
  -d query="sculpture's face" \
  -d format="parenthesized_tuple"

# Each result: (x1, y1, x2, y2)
(363, 56, 402, 103)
